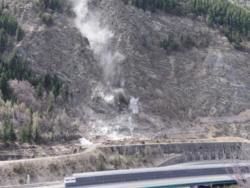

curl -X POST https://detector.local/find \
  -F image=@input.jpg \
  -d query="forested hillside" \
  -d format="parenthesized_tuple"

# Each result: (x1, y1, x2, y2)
(0, 0, 73, 144)
(0, 0, 249, 145)
(125, 0, 250, 46)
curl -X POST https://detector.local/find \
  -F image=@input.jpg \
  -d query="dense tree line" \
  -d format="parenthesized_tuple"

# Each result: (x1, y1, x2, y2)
(191, 0, 250, 42)
(0, 12, 18, 36)
(20, 112, 41, 144)
(43, 73, 63, 98)
(0, 52, 63, 143)
(126, 0, 178, 12)
(0, 1, 69, 145)
(0, 113, 41, 144)
(0, 9, 23, 53)
(0, 120, 16, 142)
(123, 0, 187, 14)
(126, 0, 250, 43)
(0, 8, 28, 101)
(0, 8, 63, 102)
(0, 52, 63, 101)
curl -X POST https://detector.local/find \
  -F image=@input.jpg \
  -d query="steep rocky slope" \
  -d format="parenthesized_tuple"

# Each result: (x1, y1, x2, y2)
(75, 0, 250, 140)
(1, 0, 250, 143)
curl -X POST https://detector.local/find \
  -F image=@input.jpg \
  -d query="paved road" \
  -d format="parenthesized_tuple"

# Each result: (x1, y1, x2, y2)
(68, 168, 239, 187)
(2, 161, 250, 188)
(0, 181, 63, 188)
(66, 161, 250, 187)
(84, 175, 248, 188)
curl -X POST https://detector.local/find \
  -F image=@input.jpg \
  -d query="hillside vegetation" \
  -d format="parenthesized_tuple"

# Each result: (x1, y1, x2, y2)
(0, 1, 75, 145)
(0, 0, 249, 146)
(125, 0, 250, 45)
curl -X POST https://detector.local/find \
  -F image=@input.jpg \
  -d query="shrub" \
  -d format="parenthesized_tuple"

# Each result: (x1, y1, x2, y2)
(39, 0, 62, 11)
(160, 37, 179, 51)
(40, 12, 53, 25)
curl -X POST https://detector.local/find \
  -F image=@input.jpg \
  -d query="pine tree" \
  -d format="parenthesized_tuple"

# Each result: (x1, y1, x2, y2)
(0, 74, 11, 101)
(36, 82, 43, 98)
(0, 29, 7, 52)
(16, 26, 24, 41)
(3, 121, 9, 142)
(21, 127, 28, 143)
(9, 123, 16, 142)
(43, 73, 52, 92)
(33, 125, 41, 144)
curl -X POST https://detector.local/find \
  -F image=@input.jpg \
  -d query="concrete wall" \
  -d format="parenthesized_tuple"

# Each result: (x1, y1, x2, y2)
(100, 142, 246, 165)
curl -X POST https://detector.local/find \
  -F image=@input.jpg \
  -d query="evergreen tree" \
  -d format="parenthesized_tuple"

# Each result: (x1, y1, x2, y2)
(21, 127, 28, 143)
(33, 125, 41, 144)
(52, 75, 61, 98)
(27, 123, 32, 143)
(36, 82, 43, 98)
(1, 120, 16, 142)
(16, 26, 24, 41)
(2, 121, 9, 142)
(43, 73, 52, 92)
(9, 123, 16, 142)
(0, 74, 11, 101)
(0, 29, 7, 52)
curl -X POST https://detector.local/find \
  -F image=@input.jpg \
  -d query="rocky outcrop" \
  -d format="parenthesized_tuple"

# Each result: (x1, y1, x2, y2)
(98, 0, 250, 119)
(86, 0, 250, 140)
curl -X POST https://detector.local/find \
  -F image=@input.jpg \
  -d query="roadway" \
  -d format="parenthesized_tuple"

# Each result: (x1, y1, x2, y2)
(0, 181, 63, 188)
(66, 161, 250, 187)
(78, 175, 245, 188)
(1, 160, 249, 188)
